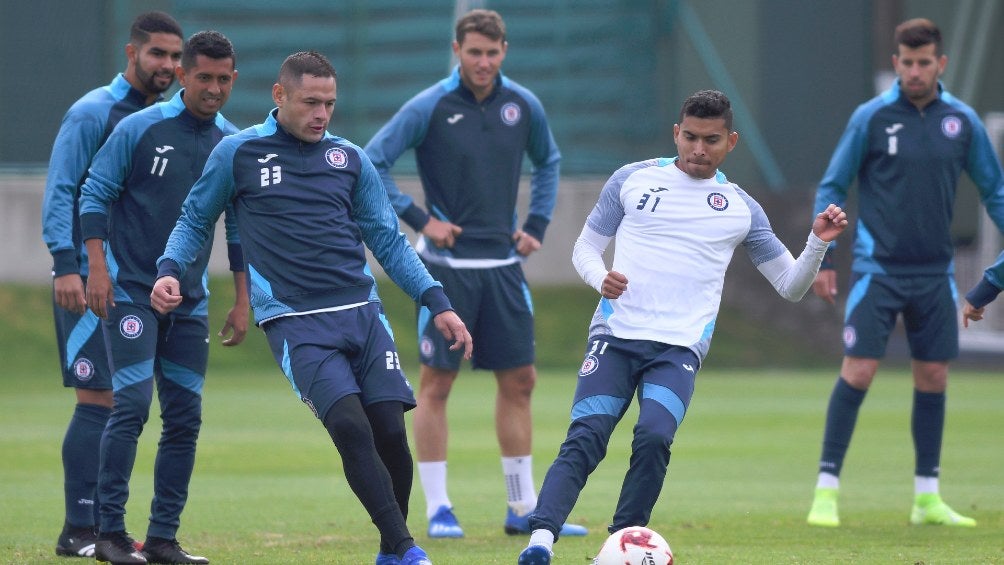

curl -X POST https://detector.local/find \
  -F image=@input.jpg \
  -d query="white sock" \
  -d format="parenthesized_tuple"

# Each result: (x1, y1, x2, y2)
(816, 472, 839, 489)
(418, 461, 451, 518)
(527, 529, 554, 552)
(915, 476, 939, 495)
(502, 455, 537, 516)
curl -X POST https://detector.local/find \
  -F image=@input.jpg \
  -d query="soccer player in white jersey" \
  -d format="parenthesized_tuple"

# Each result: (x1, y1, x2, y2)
(516, 90, 848, 565)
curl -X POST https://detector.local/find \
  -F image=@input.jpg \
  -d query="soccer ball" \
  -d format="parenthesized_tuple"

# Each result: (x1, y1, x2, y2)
(593, 526, 673, 565)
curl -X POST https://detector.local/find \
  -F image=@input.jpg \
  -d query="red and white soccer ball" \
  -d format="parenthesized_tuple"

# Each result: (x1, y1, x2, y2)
(593, 526, 673, 565)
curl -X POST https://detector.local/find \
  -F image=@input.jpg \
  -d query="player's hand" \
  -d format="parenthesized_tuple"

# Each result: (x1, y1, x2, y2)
(219, 303, 249, 346)
(513, 230, 542, 257)
(150, 276, 184, 314)
(601, 271, 628, 299)
(423, 217, 463, 249)
(54, 273, 87, 314)
(85, 268, 115, 319)
(961, 299, 984, 328)
(432, 310, 473, 360)
(812, 269, 838, 305)
(812, 204, 849, 242)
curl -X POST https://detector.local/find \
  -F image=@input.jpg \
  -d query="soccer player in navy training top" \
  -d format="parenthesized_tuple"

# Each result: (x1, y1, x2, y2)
(806, 18, 1004, 528)
(517, 90, 848, 565)
(364, 9, 586, 539)
(79, 31, 245, 565)
(152, 50, 472, 565)
(40, 11, 183, 559)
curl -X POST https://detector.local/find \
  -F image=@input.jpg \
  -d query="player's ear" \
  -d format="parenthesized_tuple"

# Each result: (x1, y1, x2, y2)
(125, 42, 137, 65)
(727, 131, 739, 152)
(272, 83, 285, 107)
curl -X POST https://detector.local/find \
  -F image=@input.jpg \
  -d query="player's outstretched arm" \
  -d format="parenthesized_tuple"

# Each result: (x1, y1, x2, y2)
(150, 276, 183, 315)
(432, 311, 473, 360)
(754, 204, 849, 303)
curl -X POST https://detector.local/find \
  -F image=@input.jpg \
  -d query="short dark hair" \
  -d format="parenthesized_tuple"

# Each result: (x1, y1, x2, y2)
(894, 18, 941, 53)
(182, 30, 236, 70)
(278, 51, 336, 88)
(455, 9, 506, 44)
(130, 11, 183, 46)
(679, 89, 733, 131)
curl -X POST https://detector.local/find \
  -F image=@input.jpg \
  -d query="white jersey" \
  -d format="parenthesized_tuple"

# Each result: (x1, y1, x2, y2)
(573, 157, 827, 362)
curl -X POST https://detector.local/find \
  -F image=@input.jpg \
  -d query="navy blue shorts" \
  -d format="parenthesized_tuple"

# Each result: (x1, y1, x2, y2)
(418, 262, 534, 371)
(262, 303, 417, 421)
(842, 272, 958, 361)
(102, 303, 209, 394)
(570, 335, 698, 428)
(53, 280, 111, 389)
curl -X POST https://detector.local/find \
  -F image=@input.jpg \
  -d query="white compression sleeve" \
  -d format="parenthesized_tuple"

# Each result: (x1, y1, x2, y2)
(756, 232, 830, 301)
(571, 224, 613, 293)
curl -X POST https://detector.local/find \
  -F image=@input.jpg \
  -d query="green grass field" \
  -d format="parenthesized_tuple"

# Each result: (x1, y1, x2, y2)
(1, 280, 1002, 564)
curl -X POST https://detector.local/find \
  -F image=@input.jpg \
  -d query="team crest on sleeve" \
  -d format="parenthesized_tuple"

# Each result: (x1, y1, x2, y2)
(324, 147, 349, 169)
(500, 102, 521, 126)
(706, 192, 729, 211)
(73, 358, 95, 382)
(119, 315, 144, 339)
(940, 116, 962, 139)
(579, 354, 600, 377)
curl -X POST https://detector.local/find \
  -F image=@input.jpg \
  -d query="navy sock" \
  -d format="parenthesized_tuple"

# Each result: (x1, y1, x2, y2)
(912, 390, 945, 477)
(818, 377, 867, 477)
(62, 403, 111, 527)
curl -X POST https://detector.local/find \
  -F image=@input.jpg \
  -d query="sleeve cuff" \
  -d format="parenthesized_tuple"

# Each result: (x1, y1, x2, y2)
(400, 203, 430, 232)
(157, 259, 182, 280)
(79, 212, 109, 242)
(965, 277, 1002, 310)
(522, 213, 549, 243)
(227, 243, 244, 272)
(51, 249, 80, 277)
(420, 286, 452, 317)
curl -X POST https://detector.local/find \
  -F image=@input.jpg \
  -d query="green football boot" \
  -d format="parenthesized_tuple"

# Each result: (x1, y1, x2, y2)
(807, 487, 840, 527)
(910, 493, 976, 527)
